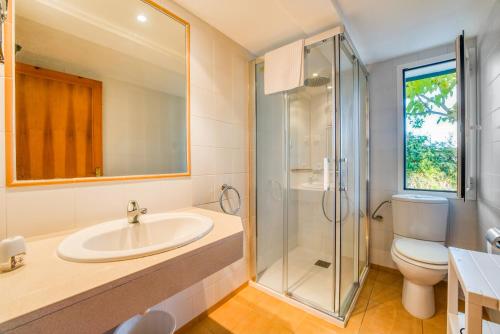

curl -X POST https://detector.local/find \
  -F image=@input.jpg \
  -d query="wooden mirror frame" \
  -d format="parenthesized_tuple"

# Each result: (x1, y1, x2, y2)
(4, 0, 191, 187)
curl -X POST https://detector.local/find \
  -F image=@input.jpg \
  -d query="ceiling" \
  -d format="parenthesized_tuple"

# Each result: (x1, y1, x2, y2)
(173, 0, 495, 64)
(173, 0, 341, 56)
(334, 0, 496, 64)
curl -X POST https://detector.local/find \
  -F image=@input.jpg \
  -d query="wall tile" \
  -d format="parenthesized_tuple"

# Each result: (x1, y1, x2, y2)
(215, 148, 233, 174)
(232, 53, 249, 126)
(214, 92, 233, 123)
(74, 184, 128, 228)
(6, 187, 76, 237)
(478, 0, 500, 251)
(191, 146, 216, 176)
(231, 124, 246, 149)
(190, 24, 214, 91)
(121, 179, 192, 213)
(191, 116, 217, 147)
(192, 175, 216, 205)
(232, 149, 247, 173)
(191, 84, 216, 119)
(215, 121, 233, 148)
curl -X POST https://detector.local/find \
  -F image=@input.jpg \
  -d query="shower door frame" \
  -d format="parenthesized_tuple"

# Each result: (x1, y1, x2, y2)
(335, 34, 371, 317)
(249, 28, 371, 324)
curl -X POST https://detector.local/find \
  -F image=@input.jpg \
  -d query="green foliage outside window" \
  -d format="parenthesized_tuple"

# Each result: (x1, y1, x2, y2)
(405, 71, 457, 191)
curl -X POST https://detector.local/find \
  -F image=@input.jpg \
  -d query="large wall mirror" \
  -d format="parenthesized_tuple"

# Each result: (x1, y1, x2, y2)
(5, 0, 190, 186)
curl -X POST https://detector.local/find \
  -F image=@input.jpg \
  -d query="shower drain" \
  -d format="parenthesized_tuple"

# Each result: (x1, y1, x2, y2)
(314, 260, 331, 268)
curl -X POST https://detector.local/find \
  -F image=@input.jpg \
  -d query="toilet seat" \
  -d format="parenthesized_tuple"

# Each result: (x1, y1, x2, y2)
(392, 238, 448, 270)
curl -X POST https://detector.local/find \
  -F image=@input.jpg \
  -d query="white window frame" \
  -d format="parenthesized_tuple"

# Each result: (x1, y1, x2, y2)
(396, 51, 477, 199)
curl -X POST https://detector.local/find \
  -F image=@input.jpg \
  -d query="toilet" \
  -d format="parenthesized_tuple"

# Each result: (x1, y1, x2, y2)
(390, 194, 449, 319)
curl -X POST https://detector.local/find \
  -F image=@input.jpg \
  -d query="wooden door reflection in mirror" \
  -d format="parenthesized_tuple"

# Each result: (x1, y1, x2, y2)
(16, 63, 103, 180)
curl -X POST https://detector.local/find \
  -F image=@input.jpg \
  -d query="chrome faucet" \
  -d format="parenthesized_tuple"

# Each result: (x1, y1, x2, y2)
(127, 200, 147, 224)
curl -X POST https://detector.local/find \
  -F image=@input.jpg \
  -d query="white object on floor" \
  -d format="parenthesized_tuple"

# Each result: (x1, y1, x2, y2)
(264, 39, 304, 95)
(390, 194, 449, 319)
(447, 247, 500, 334)
(114, 310, 176, 334)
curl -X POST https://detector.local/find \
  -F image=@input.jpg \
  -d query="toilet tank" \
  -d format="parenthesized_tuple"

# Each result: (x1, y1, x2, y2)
(391, 194, 449, 242)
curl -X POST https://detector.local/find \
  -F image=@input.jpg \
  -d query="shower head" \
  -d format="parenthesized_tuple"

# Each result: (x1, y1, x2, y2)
(304, 76, 330, 87)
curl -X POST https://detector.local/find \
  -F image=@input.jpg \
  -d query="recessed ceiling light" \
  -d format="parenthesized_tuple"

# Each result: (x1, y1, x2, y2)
(312, 73, 319, 77)
(137, 14, 147, 22)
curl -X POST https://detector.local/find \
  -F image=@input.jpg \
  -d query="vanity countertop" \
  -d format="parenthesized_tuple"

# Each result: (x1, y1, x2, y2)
(0, 207, 243, 332)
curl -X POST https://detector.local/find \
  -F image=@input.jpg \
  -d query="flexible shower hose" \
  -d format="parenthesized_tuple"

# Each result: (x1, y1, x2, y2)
(321, 189, 349, 223)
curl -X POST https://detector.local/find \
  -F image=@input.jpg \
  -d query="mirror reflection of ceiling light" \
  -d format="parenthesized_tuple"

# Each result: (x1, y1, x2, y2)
(327, 85, 332, 90)
(312, 73, 319, 77)
(137, 14, 147, 22)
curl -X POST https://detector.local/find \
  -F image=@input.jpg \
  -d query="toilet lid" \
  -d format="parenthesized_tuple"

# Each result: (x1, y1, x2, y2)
(394, 238, 448, 265)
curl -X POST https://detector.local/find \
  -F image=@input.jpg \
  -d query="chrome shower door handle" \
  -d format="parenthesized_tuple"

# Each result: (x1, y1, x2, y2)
(323, 157, 330, 191)
(339, 157, 347, 192)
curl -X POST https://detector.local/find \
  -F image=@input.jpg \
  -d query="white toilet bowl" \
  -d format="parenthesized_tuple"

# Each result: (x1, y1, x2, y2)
(391, 238, 448, 319)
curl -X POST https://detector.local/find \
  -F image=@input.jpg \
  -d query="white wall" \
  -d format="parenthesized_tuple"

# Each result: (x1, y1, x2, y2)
(0, 0, 251, 329)
(368, 44, 479, 268)
(477, 0, 500, 251)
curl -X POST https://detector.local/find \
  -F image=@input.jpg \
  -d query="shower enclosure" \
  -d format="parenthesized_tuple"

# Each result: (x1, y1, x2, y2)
(251, 29, 369, 323)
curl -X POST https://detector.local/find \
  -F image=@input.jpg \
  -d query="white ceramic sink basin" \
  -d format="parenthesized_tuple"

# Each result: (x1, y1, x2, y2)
(57, 213, 214, 263)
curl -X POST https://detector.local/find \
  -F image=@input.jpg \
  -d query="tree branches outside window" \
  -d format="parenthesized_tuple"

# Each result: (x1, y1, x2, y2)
(404, 71, 457, 191)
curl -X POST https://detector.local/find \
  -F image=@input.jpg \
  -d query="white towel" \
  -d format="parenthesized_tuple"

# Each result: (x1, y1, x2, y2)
(264, 39, 304, 95)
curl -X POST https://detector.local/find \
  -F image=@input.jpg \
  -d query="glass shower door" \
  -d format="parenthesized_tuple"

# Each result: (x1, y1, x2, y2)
(255, 62, 286, 293)
(285, 39, 335, 313)
(337, 38, 360, 316)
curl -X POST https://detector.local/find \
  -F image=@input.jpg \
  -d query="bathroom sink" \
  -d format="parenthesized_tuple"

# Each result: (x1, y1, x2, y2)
(57, 213, 214, 263)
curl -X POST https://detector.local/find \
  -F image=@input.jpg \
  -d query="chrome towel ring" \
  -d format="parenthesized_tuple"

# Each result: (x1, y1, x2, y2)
(219, 184, 241, 215)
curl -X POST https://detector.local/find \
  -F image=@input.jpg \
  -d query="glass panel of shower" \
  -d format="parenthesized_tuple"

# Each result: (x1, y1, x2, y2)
(254, 32, 369, 322)
(255, 62, 285, 293)
(286, 38, 335, 312)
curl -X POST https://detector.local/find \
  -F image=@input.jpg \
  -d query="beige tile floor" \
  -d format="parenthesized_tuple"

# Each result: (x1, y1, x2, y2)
(178, 267, 451, 334)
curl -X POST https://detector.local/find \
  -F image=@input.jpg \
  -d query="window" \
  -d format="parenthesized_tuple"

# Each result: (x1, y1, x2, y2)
(403, 60, 457, 192)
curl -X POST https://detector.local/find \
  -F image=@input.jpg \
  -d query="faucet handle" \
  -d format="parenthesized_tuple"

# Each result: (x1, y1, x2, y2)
(140, 208, 148, 215)
(127, 200, 139, 212)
